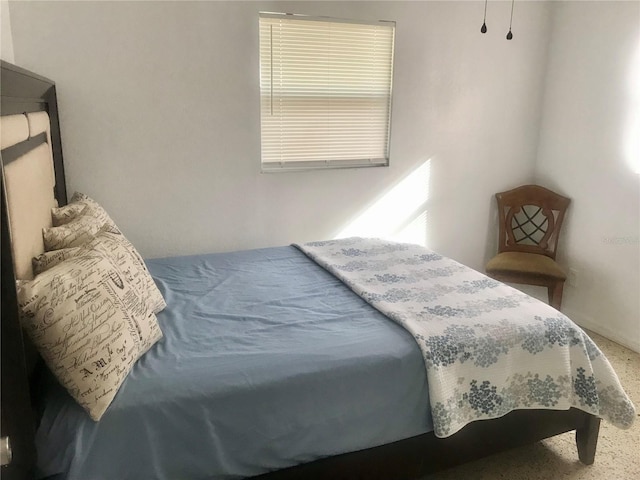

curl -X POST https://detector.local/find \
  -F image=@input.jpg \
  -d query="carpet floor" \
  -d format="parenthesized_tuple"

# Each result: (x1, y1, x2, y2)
(422, 330, 639, 480)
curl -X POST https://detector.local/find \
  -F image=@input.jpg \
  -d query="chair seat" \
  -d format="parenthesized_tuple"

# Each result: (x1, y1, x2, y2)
(486, 252, 567, 280)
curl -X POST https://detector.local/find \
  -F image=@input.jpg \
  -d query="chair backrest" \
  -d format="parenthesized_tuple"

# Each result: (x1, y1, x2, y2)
(496, 184, 570, 259)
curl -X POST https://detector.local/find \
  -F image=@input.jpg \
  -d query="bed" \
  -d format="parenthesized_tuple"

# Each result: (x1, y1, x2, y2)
(0, 61, 634, 480)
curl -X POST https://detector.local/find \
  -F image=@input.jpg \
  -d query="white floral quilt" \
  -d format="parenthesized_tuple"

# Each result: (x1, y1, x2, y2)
(295, 238, 635, 438)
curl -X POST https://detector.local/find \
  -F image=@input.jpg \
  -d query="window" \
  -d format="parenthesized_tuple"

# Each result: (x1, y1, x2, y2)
(259, 13, 395, 171)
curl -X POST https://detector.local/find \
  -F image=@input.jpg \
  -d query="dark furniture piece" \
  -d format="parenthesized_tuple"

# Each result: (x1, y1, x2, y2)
(486, 184, 571, 311)
(1, 62, 599, 480)
(1, 60, 66, 480)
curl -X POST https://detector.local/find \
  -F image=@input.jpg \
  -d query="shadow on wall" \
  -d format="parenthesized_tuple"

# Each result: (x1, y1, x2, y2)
(334, 159, 431, 246)
(483, 196, 500, 267)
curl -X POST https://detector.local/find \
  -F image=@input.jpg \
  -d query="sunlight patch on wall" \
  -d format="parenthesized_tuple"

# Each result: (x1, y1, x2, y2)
(624, 37, 640, 174)
(394, 210, 429, 245)
(335, 159, 431, 246)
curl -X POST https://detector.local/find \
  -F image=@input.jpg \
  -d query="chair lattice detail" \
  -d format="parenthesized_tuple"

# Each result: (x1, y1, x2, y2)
(511, 205, 549, 245)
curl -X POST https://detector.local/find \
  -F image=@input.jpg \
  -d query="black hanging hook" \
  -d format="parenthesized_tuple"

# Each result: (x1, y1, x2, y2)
(507, 0, 515, 40)
(481, 0, 488, 33)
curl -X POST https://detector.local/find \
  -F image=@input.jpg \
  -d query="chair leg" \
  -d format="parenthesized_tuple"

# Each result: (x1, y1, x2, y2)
(548, 281, 564, 311)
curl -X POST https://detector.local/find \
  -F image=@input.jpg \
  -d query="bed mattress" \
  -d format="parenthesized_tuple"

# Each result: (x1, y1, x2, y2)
(35, 246, 432, 479)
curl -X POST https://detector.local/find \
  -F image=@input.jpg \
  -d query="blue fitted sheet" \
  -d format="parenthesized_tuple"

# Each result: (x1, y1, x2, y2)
(35, 246, 432, 479)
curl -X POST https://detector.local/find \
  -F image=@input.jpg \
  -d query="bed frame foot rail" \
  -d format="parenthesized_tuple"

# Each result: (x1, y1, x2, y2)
(252, 409, 602, 480)
(575, 414, 600, 465)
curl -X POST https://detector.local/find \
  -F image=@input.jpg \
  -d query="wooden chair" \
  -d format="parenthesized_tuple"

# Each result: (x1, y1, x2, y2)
(486, 185, 571, 311)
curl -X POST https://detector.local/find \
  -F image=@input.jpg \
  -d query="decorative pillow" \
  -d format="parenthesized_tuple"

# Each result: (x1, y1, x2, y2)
(45, 193, 121, 251)
(50, 202, 86, 226)
(18, 250, 162, 421)
(32, 247, 81, 275)
(33, 228, 166, 313)
(52, 192, 118, 229)
(43, 214, 107, 250)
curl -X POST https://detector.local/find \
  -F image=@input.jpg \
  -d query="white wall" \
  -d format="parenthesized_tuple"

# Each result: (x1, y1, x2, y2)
(10, 1, 636, 350)
(8, 0, 550, 270)
(535, 1, 640, 351)
(1, 0, 14, 62)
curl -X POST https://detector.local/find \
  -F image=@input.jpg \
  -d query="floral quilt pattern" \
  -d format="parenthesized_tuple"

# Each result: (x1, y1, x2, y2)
(295, 238, 635, 437)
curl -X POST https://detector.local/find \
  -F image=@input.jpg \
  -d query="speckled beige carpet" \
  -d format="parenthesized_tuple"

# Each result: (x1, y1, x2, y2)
(422, 331, 639, 480)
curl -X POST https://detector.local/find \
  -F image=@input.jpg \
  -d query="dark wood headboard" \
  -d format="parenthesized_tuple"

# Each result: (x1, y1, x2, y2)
(1, 60, 67, 480)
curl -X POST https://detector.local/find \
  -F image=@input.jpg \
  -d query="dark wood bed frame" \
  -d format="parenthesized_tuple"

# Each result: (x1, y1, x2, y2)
(0, 61, 601, 480)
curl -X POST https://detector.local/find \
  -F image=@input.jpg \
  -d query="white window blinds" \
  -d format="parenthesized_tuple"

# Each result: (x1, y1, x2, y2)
(259, 13, 395, 171)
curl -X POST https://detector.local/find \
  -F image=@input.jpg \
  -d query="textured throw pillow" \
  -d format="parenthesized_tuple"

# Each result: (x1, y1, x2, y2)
(43, 215, 107, 250)
(32, 247, 82, 275)
(50, 202, 86, 225)
(51, 192, 118, 228)
(18, 251, 162, 421)
(33, 228, 166, 313)
(45, 193, 120, 251)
